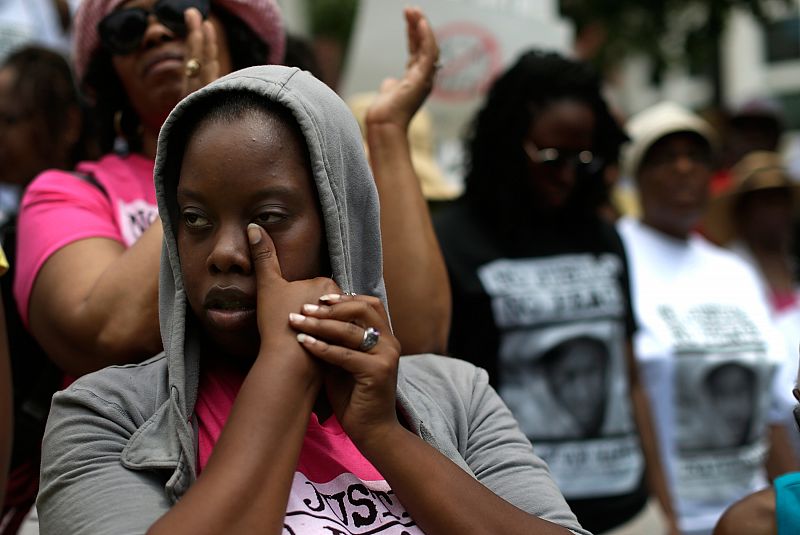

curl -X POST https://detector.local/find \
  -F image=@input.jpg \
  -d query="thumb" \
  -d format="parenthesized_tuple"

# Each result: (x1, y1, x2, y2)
(247, 223, 283, 283)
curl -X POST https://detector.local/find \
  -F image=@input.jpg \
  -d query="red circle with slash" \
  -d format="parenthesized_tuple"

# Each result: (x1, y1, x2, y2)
(432, 22, 503, 102)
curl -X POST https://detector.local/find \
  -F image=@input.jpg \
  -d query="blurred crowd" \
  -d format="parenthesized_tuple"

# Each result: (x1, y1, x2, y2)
(1, 1, 800, 535)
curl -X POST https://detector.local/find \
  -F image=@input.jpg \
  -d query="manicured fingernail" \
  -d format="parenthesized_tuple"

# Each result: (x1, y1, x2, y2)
(319, 294, 341, 302)
(289, 313, 306, 323)
(303, 304, 320, 314)
(247, 223, 261, 244)
(297, 333, 316, 344)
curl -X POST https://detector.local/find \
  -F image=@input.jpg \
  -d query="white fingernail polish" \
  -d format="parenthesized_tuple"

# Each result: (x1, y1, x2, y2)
(303, 304, 320, 313)
(289, 313, 306, 322)
(297, 333, 316, 344)
(319, 294, 341, 302)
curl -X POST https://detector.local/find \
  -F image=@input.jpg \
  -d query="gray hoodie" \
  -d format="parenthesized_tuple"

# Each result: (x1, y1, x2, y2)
(37, 66, 589, 535)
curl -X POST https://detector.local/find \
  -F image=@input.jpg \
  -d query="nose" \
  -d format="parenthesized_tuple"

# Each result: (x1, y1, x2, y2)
(674, 153, 695, 174)
(141, 13, 175, 50)
(207, 225, 252, 275)
(556, 161, 577, 188)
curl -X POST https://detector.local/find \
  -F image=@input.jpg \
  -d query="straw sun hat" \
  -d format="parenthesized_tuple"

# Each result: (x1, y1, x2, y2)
(622, 101, 719, 180)
(703, 151, 800, 244)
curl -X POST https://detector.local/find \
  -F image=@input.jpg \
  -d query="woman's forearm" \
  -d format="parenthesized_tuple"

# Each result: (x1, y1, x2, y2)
(367, 122, 451, 354)
(358, 424, 573, 535)
(29, 219, 164, 375)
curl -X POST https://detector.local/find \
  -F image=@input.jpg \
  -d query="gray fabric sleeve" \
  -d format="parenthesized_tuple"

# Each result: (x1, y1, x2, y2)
(37, 387, 170, 535)
(464, 366, 592, 535)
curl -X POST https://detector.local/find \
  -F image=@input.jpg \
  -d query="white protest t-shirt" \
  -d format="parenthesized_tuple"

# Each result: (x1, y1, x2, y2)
(727, 241, 800, 456)
(618, 217, 788, 535)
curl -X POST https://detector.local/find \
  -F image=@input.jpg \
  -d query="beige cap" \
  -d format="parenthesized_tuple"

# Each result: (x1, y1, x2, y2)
(704, 151, 800, 244)
(622, 101, 719, 179)
(347, 92, 460, 201)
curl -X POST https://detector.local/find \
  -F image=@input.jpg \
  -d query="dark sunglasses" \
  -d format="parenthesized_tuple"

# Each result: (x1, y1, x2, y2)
(98, 0, 211, 55)
(524, 143, 606, 175)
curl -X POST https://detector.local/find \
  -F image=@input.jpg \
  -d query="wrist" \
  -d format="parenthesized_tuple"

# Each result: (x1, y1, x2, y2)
(352, 420, 409, 460)
(256, 339, 322, 391)
(365, 120, 409, 142)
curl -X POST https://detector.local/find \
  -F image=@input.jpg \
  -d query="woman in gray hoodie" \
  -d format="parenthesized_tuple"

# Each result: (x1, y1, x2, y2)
(36, 65, 589, 535)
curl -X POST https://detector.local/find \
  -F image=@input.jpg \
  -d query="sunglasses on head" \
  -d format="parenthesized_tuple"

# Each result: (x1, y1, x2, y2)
(99, 0, 211, 55)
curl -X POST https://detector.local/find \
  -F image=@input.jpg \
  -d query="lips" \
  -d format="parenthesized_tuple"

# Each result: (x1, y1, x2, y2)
(141, 49, 184, 78)
(203, 287, 256, 331)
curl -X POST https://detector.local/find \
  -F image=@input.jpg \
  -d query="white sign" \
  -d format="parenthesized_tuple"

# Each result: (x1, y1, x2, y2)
(341, 0, 573, 186)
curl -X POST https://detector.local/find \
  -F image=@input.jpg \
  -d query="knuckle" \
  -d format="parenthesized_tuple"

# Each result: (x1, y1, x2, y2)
(373, 358, 395, 377)
(252, 248, 274, 262)
(346, 322, 362, 338)
(353, 300, 370, 315)
(327, 280, 342, 293)
(314, 277, 339, 293)
(363, 295, 381, 306)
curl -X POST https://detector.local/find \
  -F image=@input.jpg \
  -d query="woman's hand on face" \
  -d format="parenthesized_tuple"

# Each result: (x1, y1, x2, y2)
(182, 7, 220, 96)
(289, 294, 402, 446)
(247, 224, 339, 381)
(364, 7, 440, 130)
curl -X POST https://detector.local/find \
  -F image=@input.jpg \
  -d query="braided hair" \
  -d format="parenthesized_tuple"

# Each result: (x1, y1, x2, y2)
(463, 50, 627, 246)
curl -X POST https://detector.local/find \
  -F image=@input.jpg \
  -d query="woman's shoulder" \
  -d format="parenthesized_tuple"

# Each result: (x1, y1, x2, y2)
(55, 353, 170, 419)
(397, 354, 491, 416)
(691, 234, 763, 283)
(398, 354, 484, 390)
(714, 486, 776, 535)
(27, 153, 154, 194)
(433, 201, 484, 243)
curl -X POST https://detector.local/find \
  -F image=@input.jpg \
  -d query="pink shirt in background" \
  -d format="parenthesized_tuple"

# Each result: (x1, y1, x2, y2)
(13, 153, 157, 325)
(195, 363, 425, 534)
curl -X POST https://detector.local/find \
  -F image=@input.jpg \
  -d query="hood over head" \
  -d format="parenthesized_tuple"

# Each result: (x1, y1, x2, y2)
(153, 65, 386, 421)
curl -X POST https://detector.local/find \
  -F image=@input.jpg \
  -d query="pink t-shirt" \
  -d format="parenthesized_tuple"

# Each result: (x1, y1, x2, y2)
(14, 153, 157, 324)
(195, 365, 425, 534)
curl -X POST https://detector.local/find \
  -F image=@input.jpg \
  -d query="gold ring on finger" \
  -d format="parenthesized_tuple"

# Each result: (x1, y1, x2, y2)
(185, 58, 201, 78)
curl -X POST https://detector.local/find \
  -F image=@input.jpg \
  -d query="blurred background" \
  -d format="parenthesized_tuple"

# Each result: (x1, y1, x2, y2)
(3, 0, 800, 186)
(274, 0, 800, 187)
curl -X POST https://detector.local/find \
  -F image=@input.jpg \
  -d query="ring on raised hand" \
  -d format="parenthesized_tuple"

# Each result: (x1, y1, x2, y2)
(359, 327, 380, 352)
(185, 58, 201, 78)
(346, 292, 357, 297)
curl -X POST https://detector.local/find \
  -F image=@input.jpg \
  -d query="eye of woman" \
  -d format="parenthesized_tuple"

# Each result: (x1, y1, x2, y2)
(253, 209, 288, 227)
(182, 210, 210, 229)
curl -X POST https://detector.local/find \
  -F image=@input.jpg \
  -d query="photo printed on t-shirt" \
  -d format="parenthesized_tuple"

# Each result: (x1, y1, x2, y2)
(478, 254, 643, 499)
